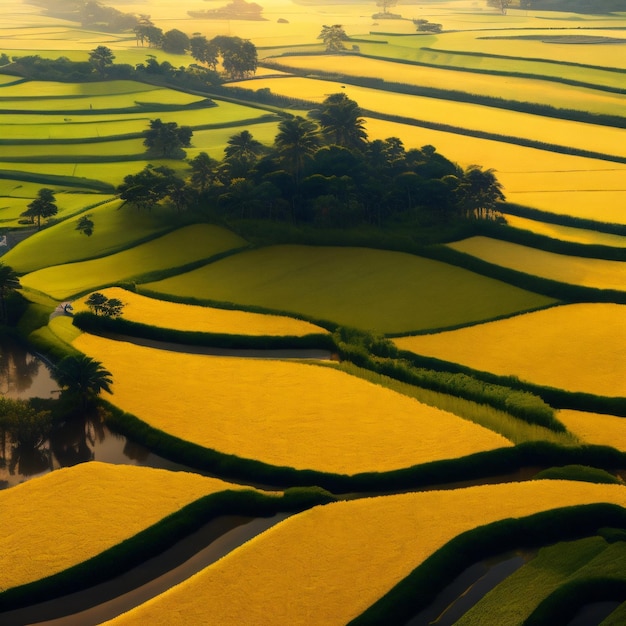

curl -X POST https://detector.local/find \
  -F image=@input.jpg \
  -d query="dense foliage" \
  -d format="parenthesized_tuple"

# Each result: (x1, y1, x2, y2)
(119, 93, 506, 229)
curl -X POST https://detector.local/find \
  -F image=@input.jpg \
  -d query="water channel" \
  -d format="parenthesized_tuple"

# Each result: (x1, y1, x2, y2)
(2, 338, 622, 625)
(0, 335, 187, 490)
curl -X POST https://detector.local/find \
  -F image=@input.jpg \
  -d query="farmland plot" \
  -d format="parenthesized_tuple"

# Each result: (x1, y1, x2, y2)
(104, 481, 626, 626)
(226, 76, 626, 159)
(447, 236, 626, 291)
(141, 245, 555, 334)
(0, 462, 253, 591)
(72, 333, 512, 475)
(558, 410, 626, 452)
(394, 303, 626, 398)
(265, 54, 626, 116)
(75, 287, 329, 337)
(20, 224, 247, 300)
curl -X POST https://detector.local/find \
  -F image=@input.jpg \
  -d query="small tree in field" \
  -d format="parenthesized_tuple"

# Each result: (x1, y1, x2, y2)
(319, 25, 348, 52)
(76, 214, 94, 236)
(376, 0, 398, 14)
(22, 188, 58, 229)
(85, 292, 125, 317)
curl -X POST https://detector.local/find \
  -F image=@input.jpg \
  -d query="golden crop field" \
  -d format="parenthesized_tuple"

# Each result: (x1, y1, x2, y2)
(72, 333, 511, 474)
(265, 55, 626, 117)
(447, 236, 626, 291)
(20, 224, 247, 300)
(557, 410, 626, 452)
(0, 462, 255, 591)
(363, 118, 626, 224)
(226, 76, 626, 159)
(105, 480, 626, 626)
(75, 287, 328, 337)
(394, 303, 626, 398)
(504, 215, 626, 248)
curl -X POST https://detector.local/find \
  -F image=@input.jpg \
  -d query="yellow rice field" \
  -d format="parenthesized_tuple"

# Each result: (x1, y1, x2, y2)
(0, 462, 255, 591)
(72, 333, 511, 474)
(504, 216, 626, 248)
(226, 77, 626, 158)
(75, 287, 328, 337)
(265, 55, 626, 117)
(20, 224, 247, 300)
(105, 480, 626, 626)
(363, 118, 626, 224)
(558, 410, 626, 452)
(447, 236, 626, 291)
(394, 303, 626, 398)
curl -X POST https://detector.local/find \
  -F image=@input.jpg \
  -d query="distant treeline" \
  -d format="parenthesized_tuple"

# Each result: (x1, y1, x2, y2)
(519, 0, 626, 12)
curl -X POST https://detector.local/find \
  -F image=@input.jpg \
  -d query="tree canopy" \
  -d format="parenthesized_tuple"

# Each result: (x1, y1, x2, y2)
(143, 119, 193, 158)
(22, 188, 58, 229)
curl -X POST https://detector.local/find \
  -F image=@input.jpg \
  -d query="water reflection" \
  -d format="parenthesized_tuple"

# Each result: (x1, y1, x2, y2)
(0, 337, 183, 489)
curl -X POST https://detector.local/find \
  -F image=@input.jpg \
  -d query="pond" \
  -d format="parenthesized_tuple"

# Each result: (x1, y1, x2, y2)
(0, 336, 184, 490)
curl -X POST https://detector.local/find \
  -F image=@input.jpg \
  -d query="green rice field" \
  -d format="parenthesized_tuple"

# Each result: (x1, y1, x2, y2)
(141, 245, 556, 333)
(21, 224, 247, 300)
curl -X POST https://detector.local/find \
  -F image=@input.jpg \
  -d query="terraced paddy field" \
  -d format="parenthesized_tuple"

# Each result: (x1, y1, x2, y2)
(363, 117, 626, 225)
(504, 215, 626, 247)
(447, 236, 626, 291)
(0, 462, 255, 591)
(140, 245, 556, 334)
(20, 224, 247, 300)
(104, 481, 626, 626)
(394, 303, 626, 398)
(227, 76, 626, 159)
(73, 332, 511, 474)
(263, 54, 626, 116)
(1, 199, 177, 273)
(75, 287, 329, 337)
(558, 410, 626, 452)
(504, 214, 626, 249)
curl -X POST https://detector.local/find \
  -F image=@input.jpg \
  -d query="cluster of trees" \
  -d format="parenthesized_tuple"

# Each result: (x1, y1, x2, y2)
(414, 19, 443, 33)
(4, 35, 257, 85)
(119, 93, 505, 228)
(85, 292, 125, 317)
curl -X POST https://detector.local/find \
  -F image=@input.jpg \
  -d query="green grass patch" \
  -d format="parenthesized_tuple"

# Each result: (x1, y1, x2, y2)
(534, 465, 624, 485)
(2, 199, 179, 273)
(140, 245, 556, 334)
(455, 536, 626, 626)
(20, 224, 248, 300)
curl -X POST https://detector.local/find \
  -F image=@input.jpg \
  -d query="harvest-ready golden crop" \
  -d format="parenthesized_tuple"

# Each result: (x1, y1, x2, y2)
(447, 237, 626, 291)
(558, 410, 626, 452)
(0, 463, 255, 591)
(72, 333, 511, 474)
(394, 303, 626, 398)
(105, 480, 626, 626)
(75, 287, 328, 337)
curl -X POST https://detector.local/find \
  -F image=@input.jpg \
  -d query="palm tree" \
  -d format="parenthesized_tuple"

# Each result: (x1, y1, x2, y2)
(274, 116, 320, 184)
(315, 93, 368, 151)
(224, 130, 264, 163)
(54, 355, 113, 409)
(459, 164, 505, 220)
(0, 263, 21, 323)
(189, 151, 219, 192)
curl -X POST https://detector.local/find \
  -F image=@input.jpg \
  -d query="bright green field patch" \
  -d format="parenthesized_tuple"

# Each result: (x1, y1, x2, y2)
(440, 28, 626, 70)
(0, 138, 146, 160)
(20, 224, 247, 300)
(504, 215, 626, 248)
(267, 54, 626, 118)
(394, 303, 626, 398)
(455, 537, 626, 626)
(0, 191, 111, 227)
(2, 199, 177, 273)
(141, 245, 555, 334)
(447, 236, 626, 291)
(0, 79, 156, 98)
(0, 90, 206, 112)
